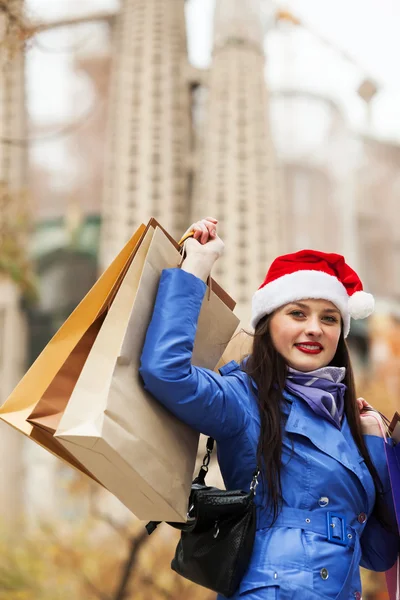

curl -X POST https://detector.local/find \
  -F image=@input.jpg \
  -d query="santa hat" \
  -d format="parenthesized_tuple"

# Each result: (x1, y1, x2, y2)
(251, 250, 374, 338)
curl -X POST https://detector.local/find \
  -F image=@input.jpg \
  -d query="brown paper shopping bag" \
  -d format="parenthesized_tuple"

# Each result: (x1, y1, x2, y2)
(55, 226, 240, 522)
(0, 223, 147, 478)
(26, 218, 230, 438)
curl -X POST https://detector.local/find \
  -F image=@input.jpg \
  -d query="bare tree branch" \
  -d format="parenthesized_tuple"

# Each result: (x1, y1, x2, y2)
(0, 1, 24, 26)
(113, 529, 149, 600)
(140, 574, 174, 600)
(27, 11, 116, 34)
(89, 499, 130, 542)
(39, 524, 111, 600)
(0, 98, 104, 146)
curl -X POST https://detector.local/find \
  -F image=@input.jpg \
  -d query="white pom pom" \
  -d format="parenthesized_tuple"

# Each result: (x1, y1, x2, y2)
(348, 291, 375, 319)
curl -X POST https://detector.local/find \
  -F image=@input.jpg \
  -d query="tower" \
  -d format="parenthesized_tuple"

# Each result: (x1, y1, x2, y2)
(192, 0, 285, 321)
(100, 0, 191, 269)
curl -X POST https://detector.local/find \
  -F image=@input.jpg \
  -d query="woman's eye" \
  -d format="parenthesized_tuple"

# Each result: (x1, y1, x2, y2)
(322, 316, 338, 323)
(290, 311, 304, 318)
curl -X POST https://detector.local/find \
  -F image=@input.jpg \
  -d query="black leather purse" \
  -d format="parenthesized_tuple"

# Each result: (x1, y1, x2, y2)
(146, 437, 260, 598)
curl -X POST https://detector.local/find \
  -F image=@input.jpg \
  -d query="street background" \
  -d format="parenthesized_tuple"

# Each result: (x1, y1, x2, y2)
(0, 1, 399, 598)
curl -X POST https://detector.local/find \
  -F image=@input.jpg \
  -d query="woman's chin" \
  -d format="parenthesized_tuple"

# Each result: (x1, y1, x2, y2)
(288, 353, 327, 372)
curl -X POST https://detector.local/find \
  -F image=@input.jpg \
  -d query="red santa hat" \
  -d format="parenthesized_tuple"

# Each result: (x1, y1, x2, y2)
(251, 250, 374, 337)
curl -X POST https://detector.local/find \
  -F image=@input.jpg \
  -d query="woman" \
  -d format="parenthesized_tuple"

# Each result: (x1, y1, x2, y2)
(140, 217, 398, 599)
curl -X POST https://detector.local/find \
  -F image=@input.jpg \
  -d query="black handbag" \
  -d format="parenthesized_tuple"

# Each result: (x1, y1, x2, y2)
(146, 437, 260, 598)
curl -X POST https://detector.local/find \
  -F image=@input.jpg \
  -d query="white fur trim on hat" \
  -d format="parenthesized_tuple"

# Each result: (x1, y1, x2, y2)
(251, 270, 351, 336)
(348, 290, 374, 319)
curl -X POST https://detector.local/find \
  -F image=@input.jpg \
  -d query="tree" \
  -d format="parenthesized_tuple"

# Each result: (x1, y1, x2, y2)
(0, 470, 215, 600)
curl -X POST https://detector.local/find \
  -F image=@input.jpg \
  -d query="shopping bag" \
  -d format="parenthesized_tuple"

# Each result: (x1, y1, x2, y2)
(214, 328, 252, 372)
(0, 223, 147, 478)
(383, 413, 400, 600)
(55, 225, 240, 522)
(25, 222, 150, 436)
(28, 219, 235, 438)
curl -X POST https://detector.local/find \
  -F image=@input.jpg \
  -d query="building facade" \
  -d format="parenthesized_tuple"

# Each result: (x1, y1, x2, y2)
(99, 0, 192, 270)
(192, 0, 285, 321)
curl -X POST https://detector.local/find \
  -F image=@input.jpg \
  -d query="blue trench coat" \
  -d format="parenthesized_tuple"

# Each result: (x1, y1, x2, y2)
(140, 269, 399, 600)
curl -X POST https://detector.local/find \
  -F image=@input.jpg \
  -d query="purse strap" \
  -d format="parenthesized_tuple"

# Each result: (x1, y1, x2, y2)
(145, 437, 261, 535)
(195, 437, 261, 496)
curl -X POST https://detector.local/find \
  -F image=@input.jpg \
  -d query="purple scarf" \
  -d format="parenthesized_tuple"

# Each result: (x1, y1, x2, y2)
(285, 366, 347, 430)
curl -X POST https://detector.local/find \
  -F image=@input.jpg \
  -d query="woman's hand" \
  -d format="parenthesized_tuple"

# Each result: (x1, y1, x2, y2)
(181, 217, 224, 260)
(357, 397, 384, 437)
(180, 217, 224, 282)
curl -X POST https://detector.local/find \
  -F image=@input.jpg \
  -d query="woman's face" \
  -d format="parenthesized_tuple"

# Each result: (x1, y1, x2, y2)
(269, 299, 342, 372)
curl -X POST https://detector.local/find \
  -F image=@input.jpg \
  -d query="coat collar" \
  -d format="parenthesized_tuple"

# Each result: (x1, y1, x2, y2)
(240, 366, 376, 513)
(283, 391, 375, 512)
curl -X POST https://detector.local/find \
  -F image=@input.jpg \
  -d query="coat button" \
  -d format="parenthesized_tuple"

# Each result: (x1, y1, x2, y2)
(354, 592, 362, 600)
(320, 568, 329, 580)
(357, 513, 367, 524)
(318, 496, 329, 507)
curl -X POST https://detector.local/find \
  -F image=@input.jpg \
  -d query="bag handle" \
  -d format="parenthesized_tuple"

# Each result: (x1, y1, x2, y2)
(195, 437, 260, 494)
(145, 437, 260, 536)
(360, 406, 391, 439)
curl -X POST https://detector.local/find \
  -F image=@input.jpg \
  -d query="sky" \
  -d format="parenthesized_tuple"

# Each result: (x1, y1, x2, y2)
(25, 0, 400, 143)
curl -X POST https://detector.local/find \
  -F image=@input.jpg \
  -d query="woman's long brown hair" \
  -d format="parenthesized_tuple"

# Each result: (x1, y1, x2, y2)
(243, 314, 394, 530)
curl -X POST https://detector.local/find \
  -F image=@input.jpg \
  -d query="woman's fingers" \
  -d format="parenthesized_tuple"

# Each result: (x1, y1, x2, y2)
(357, 397, 370, 414)
(182, 217, 219, 245)
(203, 219, 217, 239)
(194, 222, 208, 243)
(191, 218, 218, 244)
(183, 222, 204, 240)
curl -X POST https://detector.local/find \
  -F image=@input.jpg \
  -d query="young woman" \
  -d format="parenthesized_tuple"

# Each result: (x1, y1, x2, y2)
(140, 217, 398, 599)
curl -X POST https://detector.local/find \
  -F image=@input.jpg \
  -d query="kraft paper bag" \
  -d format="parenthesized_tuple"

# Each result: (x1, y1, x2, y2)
(27, 219, 177, 436)
(214, 328, 252, 373)
(55, 226, 239, 522)
(0, 223, 147, 479)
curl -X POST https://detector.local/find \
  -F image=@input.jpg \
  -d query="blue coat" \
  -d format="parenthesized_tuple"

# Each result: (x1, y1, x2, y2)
(140, 269, 399, 600)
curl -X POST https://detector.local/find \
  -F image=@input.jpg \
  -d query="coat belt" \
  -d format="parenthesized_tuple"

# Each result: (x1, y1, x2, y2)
(258, 506, 362, 599)
(258, 506, 363, 548)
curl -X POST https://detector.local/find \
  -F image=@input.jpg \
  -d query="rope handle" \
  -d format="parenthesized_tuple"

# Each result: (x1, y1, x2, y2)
(360, 406, 391, 439)
(360, 408, 388, 440)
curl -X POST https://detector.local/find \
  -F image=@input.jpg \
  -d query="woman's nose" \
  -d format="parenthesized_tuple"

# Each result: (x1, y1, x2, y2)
(304, 319, 323, 336)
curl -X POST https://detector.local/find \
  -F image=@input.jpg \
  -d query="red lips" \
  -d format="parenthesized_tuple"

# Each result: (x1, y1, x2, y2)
(294, 342, 323, 354)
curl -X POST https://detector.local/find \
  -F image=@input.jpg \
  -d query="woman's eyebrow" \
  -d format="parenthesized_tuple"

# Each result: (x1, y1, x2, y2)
(288, 302, 340, 315)
(289, 302, 309, 309)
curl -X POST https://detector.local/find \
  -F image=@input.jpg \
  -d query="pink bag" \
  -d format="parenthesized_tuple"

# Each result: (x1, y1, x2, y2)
(365, 411, 399, 600)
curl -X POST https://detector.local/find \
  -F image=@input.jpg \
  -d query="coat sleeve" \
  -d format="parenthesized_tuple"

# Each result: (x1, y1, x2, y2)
(359, 435, 399, 572)
(139, 268, 251, 441)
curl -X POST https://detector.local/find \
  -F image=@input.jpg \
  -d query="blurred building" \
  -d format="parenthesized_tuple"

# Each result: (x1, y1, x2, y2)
(356, 136, 400, 301)
(22, 44, 109, 521)
(1, 0, 400, 529)
(190, 0, 285, 320)
(99, 0, 192, 270)
(0, 0, 28, 521)
(357, 136, 400, 407)
(271, 92, 360, 267)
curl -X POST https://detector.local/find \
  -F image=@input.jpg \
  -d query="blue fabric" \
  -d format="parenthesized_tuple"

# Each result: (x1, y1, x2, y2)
(140, 268, 399, 600)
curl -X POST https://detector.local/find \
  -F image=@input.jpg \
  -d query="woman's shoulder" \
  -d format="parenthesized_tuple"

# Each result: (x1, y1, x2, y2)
(218, 358, 255, 388)
(217, 359, 259, 414)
